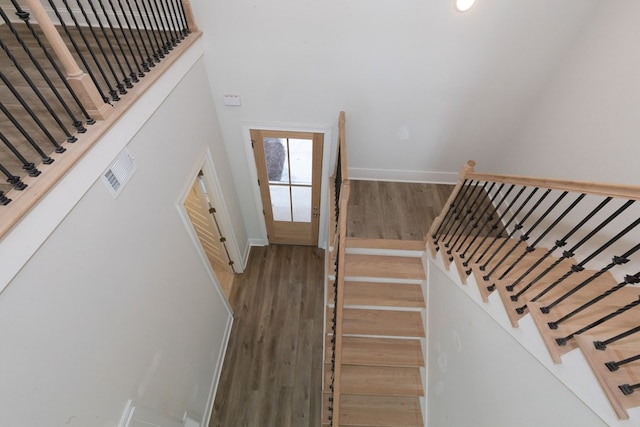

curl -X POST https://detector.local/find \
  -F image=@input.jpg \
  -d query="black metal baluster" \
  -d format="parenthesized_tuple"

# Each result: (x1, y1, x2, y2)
(0, 101, 54, 163)
(47, 0, 118, 101)
(481, 188, 554, 280)
(440, 180, 476, 243)
(455, 182, 500, 255)
(619, 383, 640, 396)
(445, 181, 485, 251)
(73, 0, 125, 93)
(556, 296, 640, 346)
(0, 191, 11, 205)
(0, 25, 77, 143)
(432, 179, 470, 242)
(543, 241, 640, 316)
(0, 163, 27, 190)
(485, 191, 571, 292)
(548, 273, 640, 330)
(114, 0, 148, 74)
(594, 324, 640, 350)
(165, 0, 184, 40)
(465, 186, 527, 271)
(148, 0, 172, 53)
(448, 182, 494, 257)
(0, 71, 67, 153)
(128, 0, 157, 66)
(3, 6, 88, 133)
(0, 131, 41, 177)
(513, 199, 631, 312)
(498, 193, 584, 283)
(476, 186, 540, 266)
(11, 1, 95, 125)
(151, 0, 175, 50)
(158, 0, 180, 44)
(606, 354, 640, 372)
(508, 197, 612, 297)
(135, 0, 165, 60)
(123, 0, 153, 71)
(87, 0, 133, 88)
(529, 215, 640, 306)
(461, 184, 515, 263)
(105, 0, 143, 80)
(174, 0, 190, 35)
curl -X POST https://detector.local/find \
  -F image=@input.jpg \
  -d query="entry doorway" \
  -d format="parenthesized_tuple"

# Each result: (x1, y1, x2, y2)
(183, 171, 236, 298)
(250, 129, 324, 246)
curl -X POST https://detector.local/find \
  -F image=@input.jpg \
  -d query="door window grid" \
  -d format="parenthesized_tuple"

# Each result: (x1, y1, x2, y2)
(264, 137, 313, 222)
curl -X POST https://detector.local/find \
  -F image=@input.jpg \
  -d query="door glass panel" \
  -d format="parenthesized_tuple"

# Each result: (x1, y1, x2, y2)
(264, 138, 288, 183)
(269, 185, 291, 221)
(292, 186, 312, 222)
(289, 138, 313, 185)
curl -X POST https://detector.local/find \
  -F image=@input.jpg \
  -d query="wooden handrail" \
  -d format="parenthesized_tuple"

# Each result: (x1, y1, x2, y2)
(332, 179, 350, 426)
(23, 0, 112, 120)
(329, 111, 347, 252)
(467, 171, 640, 201)
(339, 111, 348, 181)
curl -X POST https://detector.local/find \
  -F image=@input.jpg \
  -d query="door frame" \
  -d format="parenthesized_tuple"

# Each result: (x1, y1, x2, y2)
(241, 121, 334, 248)
(176, 149, 244, 313)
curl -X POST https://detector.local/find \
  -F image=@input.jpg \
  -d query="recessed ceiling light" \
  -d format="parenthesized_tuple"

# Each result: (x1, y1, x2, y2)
(455, 0, 476, 12)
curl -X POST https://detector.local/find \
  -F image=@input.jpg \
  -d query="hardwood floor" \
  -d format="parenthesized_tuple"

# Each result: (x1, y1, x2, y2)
(347, 180, 454, 240)
(210, 245, 325, 427)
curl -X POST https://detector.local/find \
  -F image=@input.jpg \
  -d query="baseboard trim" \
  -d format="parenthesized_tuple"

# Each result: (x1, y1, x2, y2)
(203, 314, 234, 427)
(348, 167, 458, 184)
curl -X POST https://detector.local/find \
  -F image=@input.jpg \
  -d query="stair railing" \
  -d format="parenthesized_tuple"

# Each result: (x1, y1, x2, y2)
(427, 160, 640, 420)
(326, 111, 349, 426)
(0, 0, 199, 236)
(327, 179, 349, 426)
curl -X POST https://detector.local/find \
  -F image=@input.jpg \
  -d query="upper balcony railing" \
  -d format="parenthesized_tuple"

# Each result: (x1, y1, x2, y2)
(0, 0, 199, 236)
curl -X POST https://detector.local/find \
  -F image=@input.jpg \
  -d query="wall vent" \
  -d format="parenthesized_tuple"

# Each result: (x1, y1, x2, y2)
(102, 148, 137, 198)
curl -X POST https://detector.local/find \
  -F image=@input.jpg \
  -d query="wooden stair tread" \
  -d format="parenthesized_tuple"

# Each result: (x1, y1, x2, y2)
(340, 394, 424, 426)
(326, 365, 423, 396)
(346, 237, 426, 252)
(325, 336, 424, 367)
(330, 308, 425, 338)
(322, 393, 424, 426)
(345, 254, 425, 280)
(528, 296, 640, 363)
(343, 281, 425, 308)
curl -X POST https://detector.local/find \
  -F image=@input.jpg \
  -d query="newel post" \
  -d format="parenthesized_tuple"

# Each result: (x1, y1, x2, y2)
(425, 160, 476, 256)
(180, 0, 199, 32)
(23, 0, 112, 120)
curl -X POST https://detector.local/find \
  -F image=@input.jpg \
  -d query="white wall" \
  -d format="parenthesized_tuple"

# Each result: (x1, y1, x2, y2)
(190, 0, 600, 240)
(489, 1, 640, 185)
(427, 263, 614, 427)
(0, 55, 235, 426)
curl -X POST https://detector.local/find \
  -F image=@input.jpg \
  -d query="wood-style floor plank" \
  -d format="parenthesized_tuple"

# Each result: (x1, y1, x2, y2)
(347, 180, 453, 240)
(210, 245, 324, 427)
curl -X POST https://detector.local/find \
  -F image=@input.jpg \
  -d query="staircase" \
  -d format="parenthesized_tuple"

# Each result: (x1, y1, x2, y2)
(323, 238, 427, 427)
(426, 161, 640, 423)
